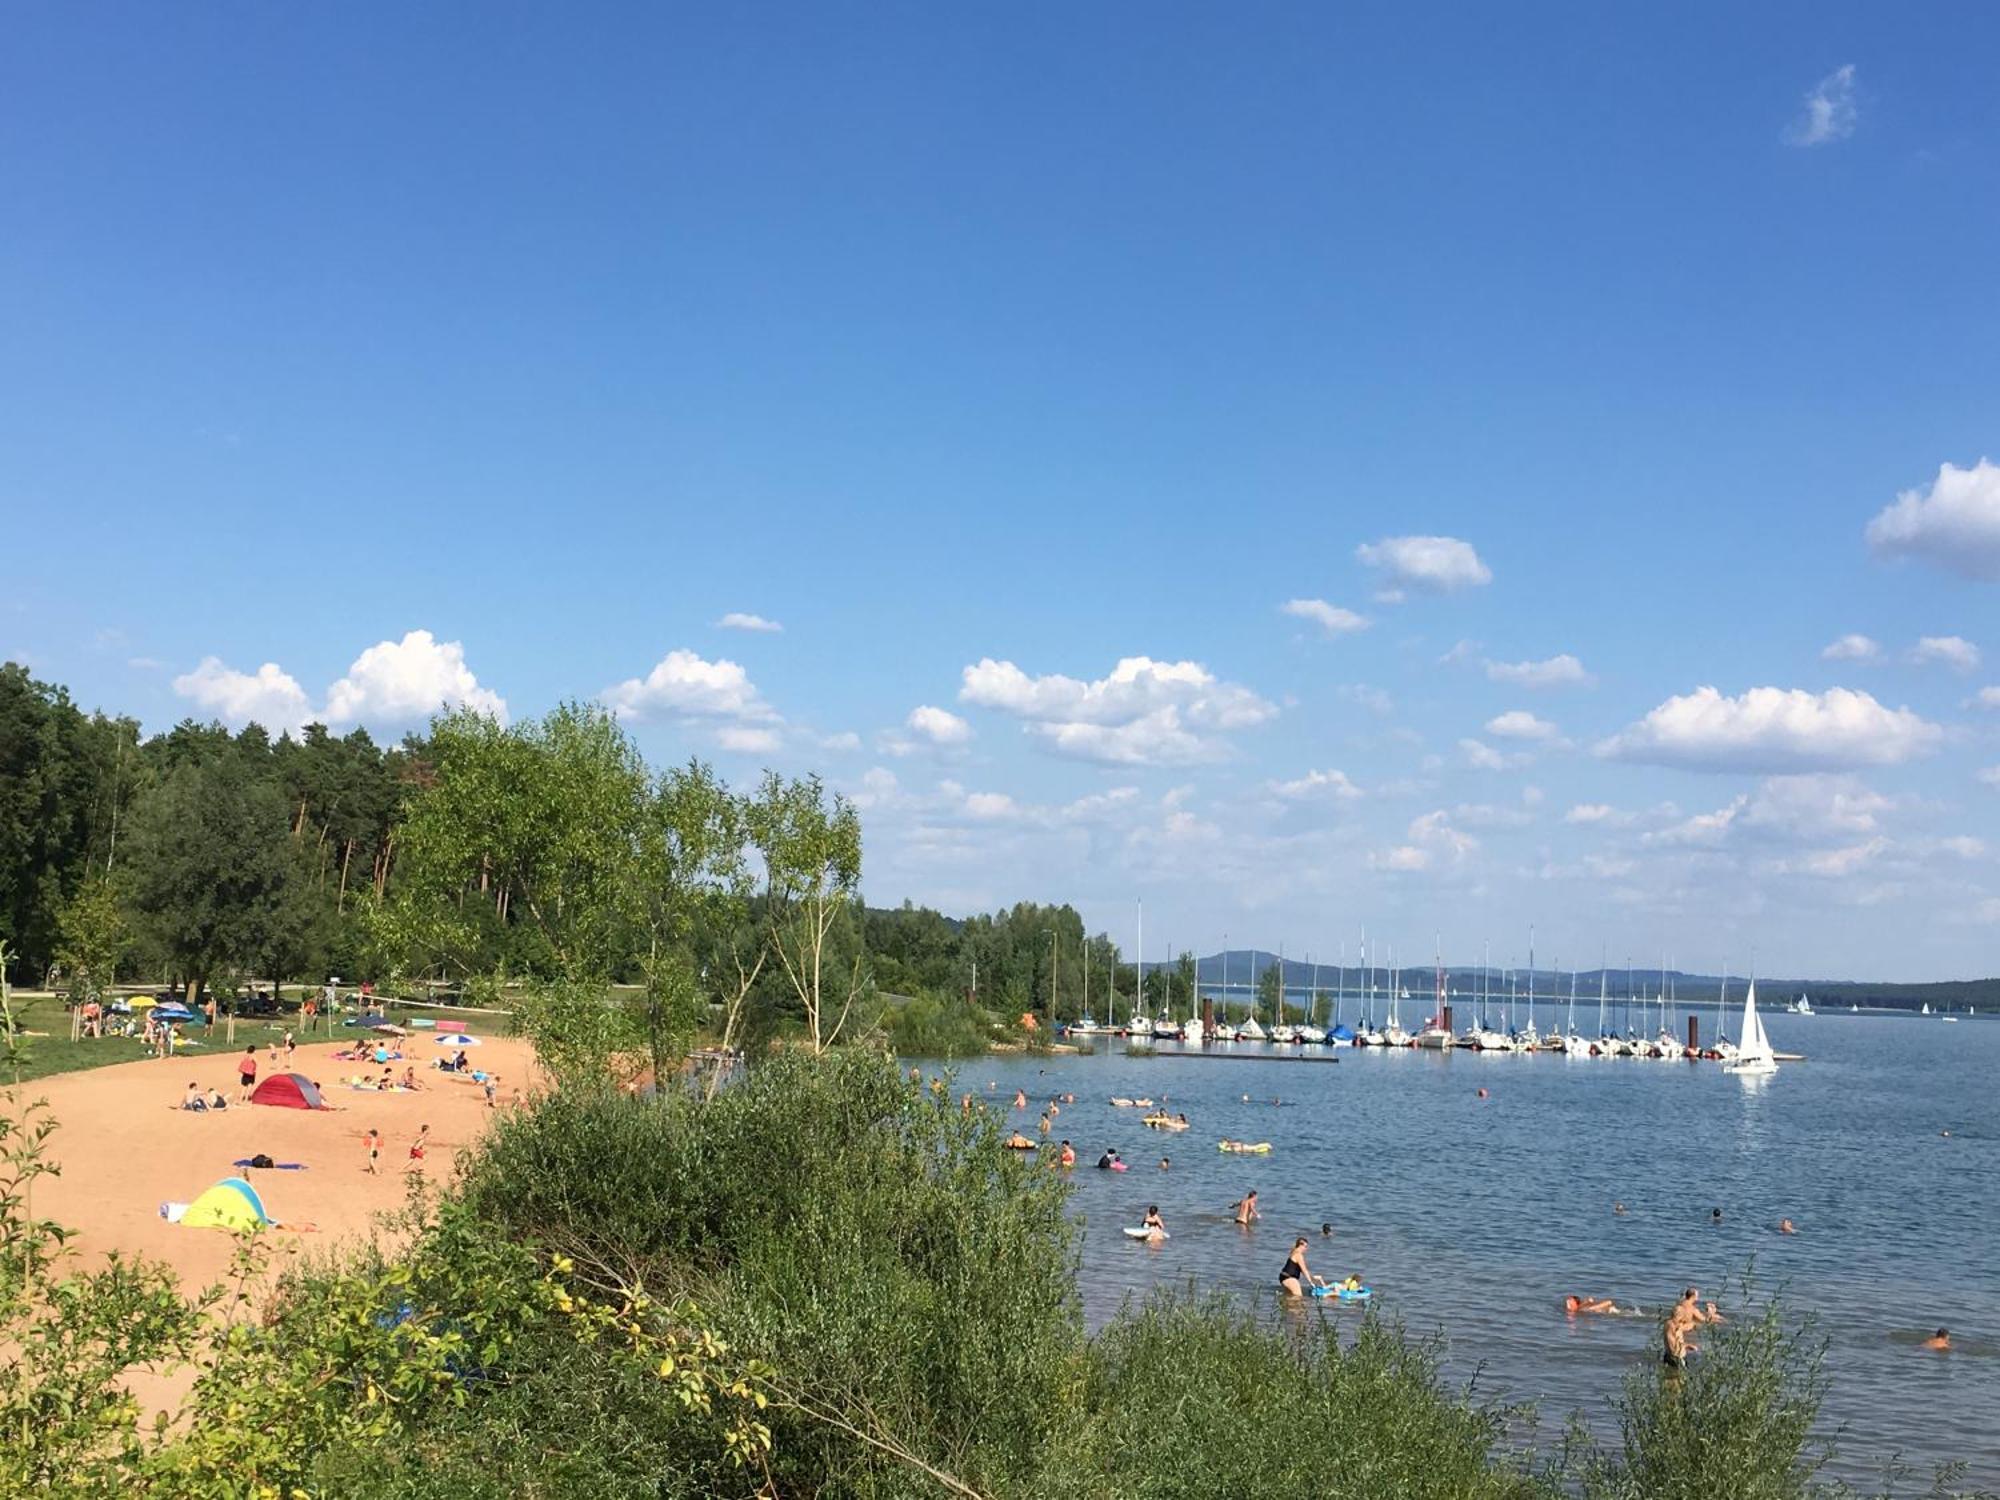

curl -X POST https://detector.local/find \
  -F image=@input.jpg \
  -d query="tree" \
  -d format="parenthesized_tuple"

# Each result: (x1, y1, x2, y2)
(121, 755, 296, 1002)
(379, 704, 648, 989)
(1257, 955, 1282, 1017)
(52, 874, 126, 1004)
(636, 760, 756, 1083)
(748, 773, 864, 1055)
(0, 665, 135, 982)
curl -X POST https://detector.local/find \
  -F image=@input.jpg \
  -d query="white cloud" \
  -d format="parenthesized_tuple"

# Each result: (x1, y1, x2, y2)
(173, 657, 313, 732)
(1564, 803, 1625, 825)
(1909, 635, 1981, 672)
(1355, 535, 1491, 597)
(1270, 768, 1364, 801)
(1980, 766, 2000, 789)
(1821, 634, 1881, 663)
(959, 655, 1275, 766)
(1486, 709, 1561, 742)
(1450, 801, 1533, 830)
(1459, 738, 1529, 771)
(1029, 706, 1219, 767)
(1408, 808, 1479, 860)
(716, 612, 783, 633)
(1974, 687, 2000, 710)
(715, 725, 782, 754)
(1280, 598, 1368, 635)
(1866, 459, 2000, 579)
(1372, 845, 1430, 872)
(324, 630, 507, 726)
(1059, 786, 1141, 823)
(1786, 63, 1857, 147)
(174, 628, 505, 733)
(1780, 839, 1890, 879)
(905, 704, 973, 746)
(960, 790, 1020, 821)
(1649, 797, 1748, 848)
(1599, 686, 1942, 773)
(1484, 654, 1592, 689)
(819, 731, 863, 752)
(602, 649, 774, 723)
(1740, 774, 1894, 840)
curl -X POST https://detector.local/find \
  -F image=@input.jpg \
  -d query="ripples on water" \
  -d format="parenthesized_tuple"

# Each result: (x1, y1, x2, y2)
(929, 1014, 2000, 1489)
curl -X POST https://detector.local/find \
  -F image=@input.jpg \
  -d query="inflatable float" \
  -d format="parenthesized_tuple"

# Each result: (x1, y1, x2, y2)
(1219, 1141, 1272, 1154)
(1310, 1284, 1372, 1301)
(1121, 1226, 1169, 1240)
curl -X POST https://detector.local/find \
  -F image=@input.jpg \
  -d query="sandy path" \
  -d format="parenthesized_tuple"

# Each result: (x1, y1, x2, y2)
(21, 1033, 542, 1299)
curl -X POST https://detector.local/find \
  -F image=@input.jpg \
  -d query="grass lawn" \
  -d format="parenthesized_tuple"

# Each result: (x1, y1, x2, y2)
(0, 992, 513, 1086)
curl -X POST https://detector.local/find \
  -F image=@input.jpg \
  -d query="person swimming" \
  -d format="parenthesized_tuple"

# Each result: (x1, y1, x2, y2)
(1922, 1327, 1951, 1351)
(1779, 1218, 1797, 1234)
(1566, 1295, 1622, 1315)
(1711, 1207, 1723, 1225)
(1278, 1237, 1324, 1297)
(1058, 1140, 1076, 1168)
(1159, 1156, 1171, 1170)
(1003, 1131, 1036, 1150)
(1321, 1222, 1333, 1237)
(1232, 1190, 1260, 1226)
(1097, 1147, 1121, 1170)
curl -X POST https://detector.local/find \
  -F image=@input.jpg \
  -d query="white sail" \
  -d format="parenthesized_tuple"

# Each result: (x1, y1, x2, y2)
(1725, 980, 1777, 1074)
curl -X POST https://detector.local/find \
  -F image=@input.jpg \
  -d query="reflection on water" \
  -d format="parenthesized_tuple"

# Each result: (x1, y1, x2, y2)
(922, 1015, 2000, 1489)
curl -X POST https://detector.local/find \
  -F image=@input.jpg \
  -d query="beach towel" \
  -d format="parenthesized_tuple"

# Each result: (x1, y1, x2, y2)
(232, 1157, 308, 1170)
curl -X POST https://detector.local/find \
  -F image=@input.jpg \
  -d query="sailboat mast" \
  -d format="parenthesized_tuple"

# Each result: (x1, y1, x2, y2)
(1597, 945, 1607, 1036)
(1528, 925, 1535, 1034)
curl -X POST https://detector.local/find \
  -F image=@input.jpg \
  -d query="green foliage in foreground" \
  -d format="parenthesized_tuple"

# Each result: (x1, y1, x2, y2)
(2, 1034, 1989, 1498)
(1051, 1295, 1547, 1500)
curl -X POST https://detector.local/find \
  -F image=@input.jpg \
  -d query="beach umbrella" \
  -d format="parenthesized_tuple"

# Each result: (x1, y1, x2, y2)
(154, 1004, 194, 1021)
(128, 995, 159, 1010)
(433, 1033, 481, 1047)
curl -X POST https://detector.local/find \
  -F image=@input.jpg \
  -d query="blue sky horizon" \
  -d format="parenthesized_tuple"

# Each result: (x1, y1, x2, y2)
(6, 6, 1999, 980)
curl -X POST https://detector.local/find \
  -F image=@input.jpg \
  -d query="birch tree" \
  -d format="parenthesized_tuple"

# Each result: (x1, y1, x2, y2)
(749, 773, 864, 1055)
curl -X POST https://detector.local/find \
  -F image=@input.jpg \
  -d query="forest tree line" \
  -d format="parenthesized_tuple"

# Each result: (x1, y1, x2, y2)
(0, 663, 1197, 1057)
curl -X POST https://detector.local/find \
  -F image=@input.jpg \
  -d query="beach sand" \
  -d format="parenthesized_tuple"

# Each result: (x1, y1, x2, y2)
(25, 1033, 542, 1300)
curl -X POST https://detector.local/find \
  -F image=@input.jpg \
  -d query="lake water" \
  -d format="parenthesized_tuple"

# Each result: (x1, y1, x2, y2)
(939, 1013, 2000, 1490)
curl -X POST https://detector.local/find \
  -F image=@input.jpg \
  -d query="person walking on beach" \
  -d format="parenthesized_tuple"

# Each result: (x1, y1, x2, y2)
(364, 1127, 382, 1175)
(1233, 1190, 1260, 1226)
(407, 1124, 429, 1174)
(237, 1045, 259, 1102)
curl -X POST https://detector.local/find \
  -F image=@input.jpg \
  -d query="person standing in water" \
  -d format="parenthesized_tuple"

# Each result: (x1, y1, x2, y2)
(1232, 1189, 1260, 1226)
(1278, 1237, 1324, 1297)
(1663, 1287, 1711, 1368)
(1141, 1205, 1167, 1242)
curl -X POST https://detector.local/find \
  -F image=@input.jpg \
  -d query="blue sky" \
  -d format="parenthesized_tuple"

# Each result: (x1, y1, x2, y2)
(5, 5, 1999, 978)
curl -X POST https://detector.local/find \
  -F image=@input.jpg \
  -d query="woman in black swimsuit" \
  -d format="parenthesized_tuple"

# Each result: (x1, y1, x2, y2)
(1278, 1236, 1323, 1297)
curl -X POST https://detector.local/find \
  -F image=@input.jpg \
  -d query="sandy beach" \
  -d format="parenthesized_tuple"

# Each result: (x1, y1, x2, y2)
(25, 1033, 542, 1299)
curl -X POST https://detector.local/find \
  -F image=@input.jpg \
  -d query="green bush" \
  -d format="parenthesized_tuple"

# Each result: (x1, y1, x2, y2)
(881, 989, 995, 1058)
(1042, 1294, 1554, 1500)
(1581, 1293, 1831, 1500)
(460, 1050, 1082, 1495)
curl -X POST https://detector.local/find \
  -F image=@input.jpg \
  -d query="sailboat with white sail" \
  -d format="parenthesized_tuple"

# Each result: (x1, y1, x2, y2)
(1722, 979, 1777, 1075)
